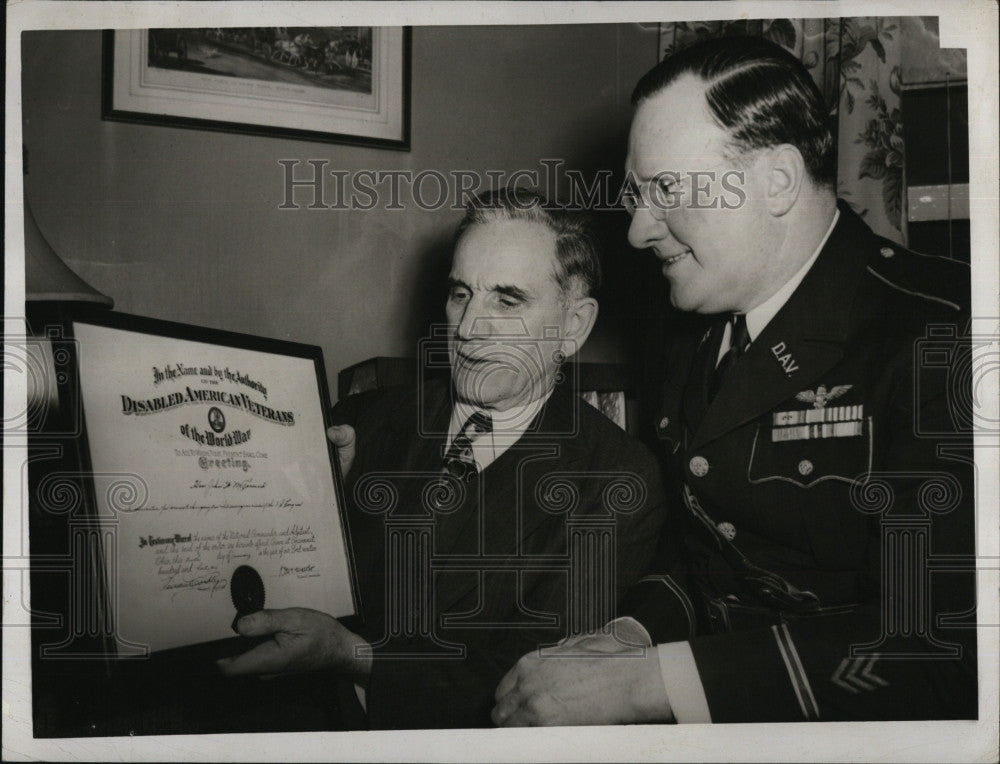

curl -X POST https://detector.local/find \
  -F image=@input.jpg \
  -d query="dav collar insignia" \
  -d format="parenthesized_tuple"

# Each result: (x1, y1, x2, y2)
(770, 341, 799, 377)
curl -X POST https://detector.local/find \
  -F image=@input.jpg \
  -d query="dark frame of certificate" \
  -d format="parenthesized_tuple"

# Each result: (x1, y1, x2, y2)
(55, 310, 361, 661)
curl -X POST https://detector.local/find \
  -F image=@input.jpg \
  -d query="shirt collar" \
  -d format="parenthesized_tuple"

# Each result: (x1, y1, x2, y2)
(743, 208, 839, 341)
(448, 391, 552, 470)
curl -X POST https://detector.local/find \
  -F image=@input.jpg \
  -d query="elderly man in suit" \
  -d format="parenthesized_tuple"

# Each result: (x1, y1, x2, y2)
(492, 36, 975, 725)
(218, 188, 666, 728)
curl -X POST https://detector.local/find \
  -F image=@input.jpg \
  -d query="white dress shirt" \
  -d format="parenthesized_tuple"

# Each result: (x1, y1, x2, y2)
(447, 393, 550, 471)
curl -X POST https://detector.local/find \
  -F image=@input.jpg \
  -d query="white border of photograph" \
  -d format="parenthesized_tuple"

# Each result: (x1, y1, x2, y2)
(5, 1, 998, 762)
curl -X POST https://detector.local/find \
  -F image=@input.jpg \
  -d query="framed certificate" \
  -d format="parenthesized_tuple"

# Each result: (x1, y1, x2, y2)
(68, 313, 357, 655)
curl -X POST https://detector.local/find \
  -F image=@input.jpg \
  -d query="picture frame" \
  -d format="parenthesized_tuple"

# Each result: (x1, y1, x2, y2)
(102, 27, 410, 149)
(48, 311, 360, 659)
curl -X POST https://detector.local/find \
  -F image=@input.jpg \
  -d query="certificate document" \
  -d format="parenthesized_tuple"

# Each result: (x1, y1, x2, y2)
(71, 317, 356, 654)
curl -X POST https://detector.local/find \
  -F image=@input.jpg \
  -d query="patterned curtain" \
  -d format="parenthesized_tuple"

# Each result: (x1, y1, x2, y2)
(659, 17, 965, 246)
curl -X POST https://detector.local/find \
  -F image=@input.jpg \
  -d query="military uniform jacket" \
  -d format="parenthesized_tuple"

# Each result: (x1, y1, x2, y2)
(332, 377, 666, 728)
(624, 202, 977, 722)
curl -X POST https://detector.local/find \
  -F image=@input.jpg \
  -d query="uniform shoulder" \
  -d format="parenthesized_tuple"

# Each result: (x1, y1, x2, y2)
(864, 238, 970, 315)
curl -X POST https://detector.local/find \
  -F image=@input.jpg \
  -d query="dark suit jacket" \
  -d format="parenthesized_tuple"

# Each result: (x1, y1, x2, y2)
(331, 377, 665, 728)
(625, 202, 976, 722)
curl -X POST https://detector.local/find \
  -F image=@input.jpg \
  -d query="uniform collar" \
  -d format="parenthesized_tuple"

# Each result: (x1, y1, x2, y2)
(692, 202, 880, 450)
(718, 209, 839, 361)
(744, 208, 839, 341)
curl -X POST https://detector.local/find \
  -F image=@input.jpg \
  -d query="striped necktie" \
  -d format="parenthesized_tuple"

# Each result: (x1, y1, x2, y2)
(443, 411, 493, 482)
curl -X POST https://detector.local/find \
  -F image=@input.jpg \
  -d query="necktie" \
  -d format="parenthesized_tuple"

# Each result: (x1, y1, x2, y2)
(708, 313, 750, 402)
(442, 411, 493, 482)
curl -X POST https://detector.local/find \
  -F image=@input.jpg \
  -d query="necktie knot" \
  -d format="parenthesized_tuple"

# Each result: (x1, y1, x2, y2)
(729, 313, 750, 356)
(709, 314, 751, 402)
(443, 410, 492, 482)
(466, 410, 493, 436)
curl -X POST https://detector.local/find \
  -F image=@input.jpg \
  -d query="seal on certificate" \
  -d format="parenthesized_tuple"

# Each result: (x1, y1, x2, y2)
(208, 406, 226, 433)
(230, 564, 265, 632)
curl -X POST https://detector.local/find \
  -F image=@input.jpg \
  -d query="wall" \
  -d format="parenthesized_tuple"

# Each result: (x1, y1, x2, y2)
(22, 24, 661, 399)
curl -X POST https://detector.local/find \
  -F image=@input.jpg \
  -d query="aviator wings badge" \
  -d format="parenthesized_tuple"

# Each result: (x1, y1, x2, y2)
(795, 384, 852, 409)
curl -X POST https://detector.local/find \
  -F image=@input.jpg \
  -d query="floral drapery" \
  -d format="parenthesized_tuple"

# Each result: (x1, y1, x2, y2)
(659, 17, 965, 246)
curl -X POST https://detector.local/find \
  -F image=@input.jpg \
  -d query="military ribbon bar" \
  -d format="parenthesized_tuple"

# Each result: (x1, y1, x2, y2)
(772, 404, 864, 427)
(771, 420, 864, 442)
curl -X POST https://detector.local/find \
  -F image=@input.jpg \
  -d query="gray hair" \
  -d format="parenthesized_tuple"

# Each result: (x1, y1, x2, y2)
(457, 187, 602, 299)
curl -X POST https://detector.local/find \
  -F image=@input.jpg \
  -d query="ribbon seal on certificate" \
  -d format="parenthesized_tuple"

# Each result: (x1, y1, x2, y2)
(230, 564, 265, 631)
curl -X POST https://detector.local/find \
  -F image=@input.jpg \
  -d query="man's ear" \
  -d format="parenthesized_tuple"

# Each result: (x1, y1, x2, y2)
(559, 297, 599, 360)
(763, 144, 805, 216)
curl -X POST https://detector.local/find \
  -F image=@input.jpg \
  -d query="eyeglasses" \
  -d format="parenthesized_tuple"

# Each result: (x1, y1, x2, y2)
(622, 161, 750, 219)
(621, 172, 688, 219)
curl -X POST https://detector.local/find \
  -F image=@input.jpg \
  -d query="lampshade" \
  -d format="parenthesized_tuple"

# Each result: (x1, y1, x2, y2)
(25, 203, 114, 307)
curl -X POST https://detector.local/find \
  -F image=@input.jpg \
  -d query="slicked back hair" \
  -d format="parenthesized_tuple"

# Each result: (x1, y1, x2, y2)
(632, 36, 836, 188)
(456, 187, 602, 299)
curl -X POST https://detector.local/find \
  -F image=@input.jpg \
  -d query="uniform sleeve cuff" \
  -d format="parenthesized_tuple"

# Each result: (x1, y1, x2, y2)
(656, 641, 711, 723)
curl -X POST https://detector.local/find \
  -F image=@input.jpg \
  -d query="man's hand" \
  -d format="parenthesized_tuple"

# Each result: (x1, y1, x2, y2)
(216, 607, 371, 686)
(327, 424, 356, 478)
(491, 631, 672, 727)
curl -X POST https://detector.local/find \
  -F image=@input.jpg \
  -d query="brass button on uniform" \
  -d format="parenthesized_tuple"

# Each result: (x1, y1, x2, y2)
(689, 455, 709, 477)
(798, 459, 814, 476)
(880, 246, 895, 258)
(717, 521, 736, 540)
(658, 416, 670, 430)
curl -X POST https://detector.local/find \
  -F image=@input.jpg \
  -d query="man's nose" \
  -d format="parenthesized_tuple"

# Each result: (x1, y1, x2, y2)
(455, 299, 526, 341)
(627, 204, 671, 251)
(455, 296, 490, 340)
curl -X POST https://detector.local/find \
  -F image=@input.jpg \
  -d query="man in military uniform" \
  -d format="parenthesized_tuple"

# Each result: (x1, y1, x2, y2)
(492, 36, 976, 724)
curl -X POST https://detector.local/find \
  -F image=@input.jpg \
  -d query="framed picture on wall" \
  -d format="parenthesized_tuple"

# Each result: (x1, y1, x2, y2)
(102, 27, 410, 149)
